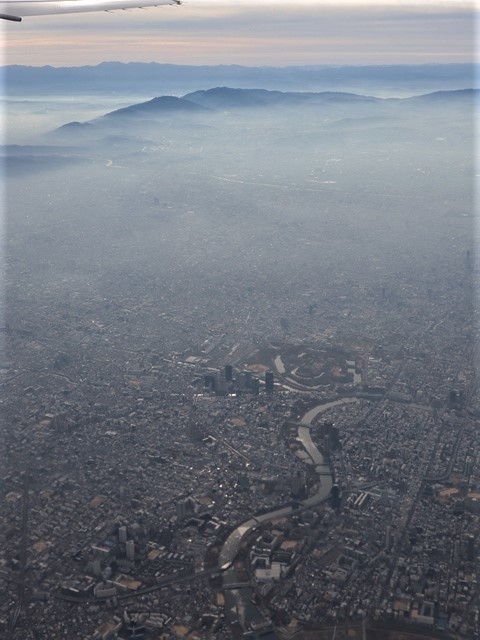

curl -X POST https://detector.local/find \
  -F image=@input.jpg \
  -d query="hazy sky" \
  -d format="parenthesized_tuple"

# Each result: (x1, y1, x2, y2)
(1, 0, 476, 67)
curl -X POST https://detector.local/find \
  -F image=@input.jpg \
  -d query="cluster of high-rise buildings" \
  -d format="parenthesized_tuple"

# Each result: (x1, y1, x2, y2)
(202, 365, 275, 396)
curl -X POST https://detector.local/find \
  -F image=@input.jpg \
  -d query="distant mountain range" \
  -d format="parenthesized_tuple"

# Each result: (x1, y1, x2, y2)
(99, 88, 381, 118)
(182, 88, 379, 109)
(106, 95, 210, 117)
(6, 85, 474, 176)
(54, 87, 476, 133)
(4, 62, 477, 97)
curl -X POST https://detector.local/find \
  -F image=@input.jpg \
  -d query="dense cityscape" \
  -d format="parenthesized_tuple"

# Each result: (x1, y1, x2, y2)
(1, 61, 477, 640)
(1, 221, 477, 638)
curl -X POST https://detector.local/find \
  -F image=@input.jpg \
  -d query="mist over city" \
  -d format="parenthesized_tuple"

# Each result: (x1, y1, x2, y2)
(1, 55, 478, 640)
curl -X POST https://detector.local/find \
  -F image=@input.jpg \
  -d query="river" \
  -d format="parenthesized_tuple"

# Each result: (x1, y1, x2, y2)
(219, 396, 358, 634)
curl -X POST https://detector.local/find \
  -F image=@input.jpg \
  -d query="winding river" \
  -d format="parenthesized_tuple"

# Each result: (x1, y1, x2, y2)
(219, 397, 358, 633)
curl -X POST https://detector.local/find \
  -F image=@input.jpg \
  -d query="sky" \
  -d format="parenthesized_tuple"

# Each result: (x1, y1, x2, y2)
(0, 0, 477, 67)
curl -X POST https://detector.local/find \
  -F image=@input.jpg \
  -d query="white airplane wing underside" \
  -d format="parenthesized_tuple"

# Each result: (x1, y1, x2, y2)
(0, 0, 179, 21)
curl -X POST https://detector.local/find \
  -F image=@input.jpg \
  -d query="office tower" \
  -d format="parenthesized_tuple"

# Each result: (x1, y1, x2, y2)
(330, 484, 341, 509)
(466, 534, 475, 562)
(126, 540, 135, 562)
(291, 472, 305, 498)
(265, 370, 274, 393)
(204, 374, 216, 392)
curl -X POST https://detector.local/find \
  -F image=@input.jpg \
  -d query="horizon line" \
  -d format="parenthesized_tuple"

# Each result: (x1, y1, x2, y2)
(2, 60, 478, 69)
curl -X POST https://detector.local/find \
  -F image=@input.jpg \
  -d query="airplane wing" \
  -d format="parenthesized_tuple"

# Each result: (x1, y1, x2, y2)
(0, 0, 179, 21)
